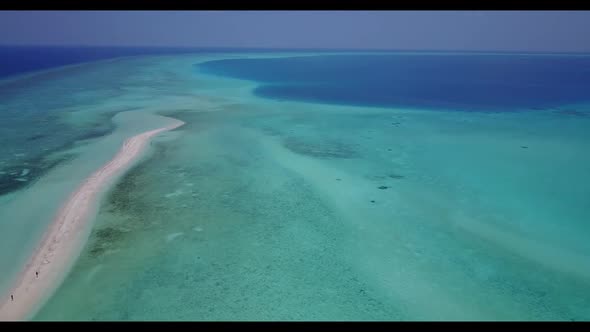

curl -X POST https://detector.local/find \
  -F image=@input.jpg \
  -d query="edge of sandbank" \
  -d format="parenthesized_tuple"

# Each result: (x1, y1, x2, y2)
(0, 117, 184, 321)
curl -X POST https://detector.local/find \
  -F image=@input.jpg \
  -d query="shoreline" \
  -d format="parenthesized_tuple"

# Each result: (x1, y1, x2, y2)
(0, 119, 184, 321)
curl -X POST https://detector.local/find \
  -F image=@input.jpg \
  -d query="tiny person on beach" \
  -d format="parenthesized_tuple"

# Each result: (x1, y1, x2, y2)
(11, 295, 13, 301)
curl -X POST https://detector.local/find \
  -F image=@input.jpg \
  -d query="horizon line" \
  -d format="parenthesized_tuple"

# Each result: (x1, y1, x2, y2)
(1, 43, 590, 56)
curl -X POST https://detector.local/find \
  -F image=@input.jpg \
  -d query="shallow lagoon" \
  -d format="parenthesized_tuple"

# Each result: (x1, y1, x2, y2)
(1, 52, 589, 320)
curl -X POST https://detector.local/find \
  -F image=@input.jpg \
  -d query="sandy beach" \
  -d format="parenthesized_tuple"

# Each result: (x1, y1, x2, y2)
(0, 119, 184, 321)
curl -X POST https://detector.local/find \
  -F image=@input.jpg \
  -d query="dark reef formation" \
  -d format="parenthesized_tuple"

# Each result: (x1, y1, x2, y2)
(86, 142, 168, 260)
(283, 137, 358, 159)
(554, 109, 588, 117)
(388, 174, 405, 179)
(0, 153, 74, 196)
(0, 113, 116, 197)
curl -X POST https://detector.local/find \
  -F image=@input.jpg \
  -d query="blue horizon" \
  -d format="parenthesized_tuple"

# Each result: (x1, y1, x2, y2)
(2, 44, 590, 56)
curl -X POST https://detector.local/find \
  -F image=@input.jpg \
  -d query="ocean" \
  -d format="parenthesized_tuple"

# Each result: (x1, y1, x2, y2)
(0, 48, 589, 320)
(198, 53, 590, 112)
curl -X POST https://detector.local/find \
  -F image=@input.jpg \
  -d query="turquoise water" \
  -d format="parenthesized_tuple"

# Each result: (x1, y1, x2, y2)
(0, 52, 589, 320)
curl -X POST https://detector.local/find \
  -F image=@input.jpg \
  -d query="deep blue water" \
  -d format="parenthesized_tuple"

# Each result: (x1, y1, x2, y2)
(198, 54, 590, 111)
(0, 46, 318, 79)
(0, 45, 216, 79)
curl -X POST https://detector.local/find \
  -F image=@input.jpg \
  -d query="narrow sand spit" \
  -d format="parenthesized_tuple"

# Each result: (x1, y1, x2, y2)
(0, 119, 184, 321)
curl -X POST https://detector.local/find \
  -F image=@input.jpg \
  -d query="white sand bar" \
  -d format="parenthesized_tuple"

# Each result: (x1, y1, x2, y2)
(0, 119, 184, 321)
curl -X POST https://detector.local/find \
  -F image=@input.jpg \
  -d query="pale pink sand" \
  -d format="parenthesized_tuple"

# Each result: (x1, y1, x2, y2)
(0, 120, 184, 321)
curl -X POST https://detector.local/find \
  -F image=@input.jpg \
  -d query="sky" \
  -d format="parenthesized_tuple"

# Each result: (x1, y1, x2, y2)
(0, 11, 589, 52)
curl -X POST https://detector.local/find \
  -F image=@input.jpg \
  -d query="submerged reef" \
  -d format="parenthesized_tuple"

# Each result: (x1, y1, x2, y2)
(553, 109, 588, 117)
(282, 137, 358, 159)
(0, 153, 74, 196)
(388, 174, 404, 179)
(0, 113, 115, 197)
(86, 142, 170, 260)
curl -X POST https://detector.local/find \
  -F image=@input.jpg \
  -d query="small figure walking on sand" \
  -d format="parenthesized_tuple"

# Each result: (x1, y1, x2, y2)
(36, 271, 39, 278)
(11, 295, 13, 301)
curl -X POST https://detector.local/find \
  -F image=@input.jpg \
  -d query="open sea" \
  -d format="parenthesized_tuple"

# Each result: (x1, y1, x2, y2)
(0, 46, 589, 320)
